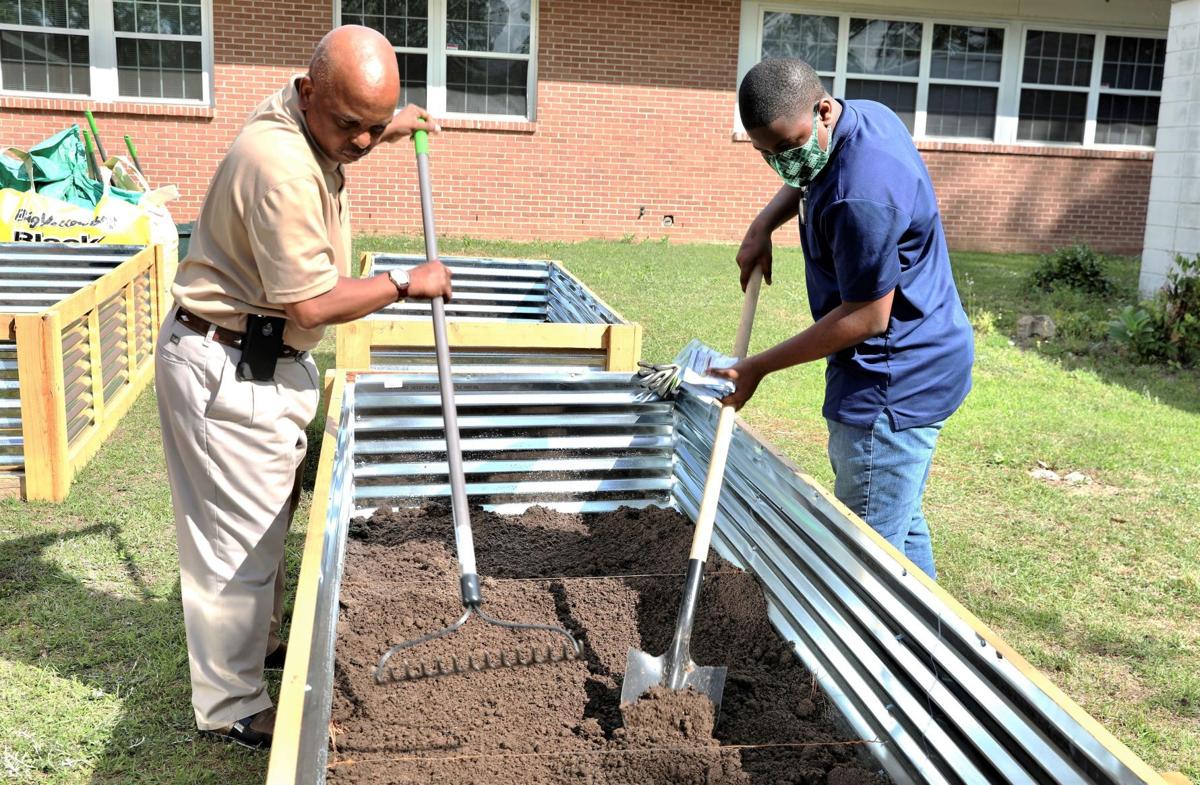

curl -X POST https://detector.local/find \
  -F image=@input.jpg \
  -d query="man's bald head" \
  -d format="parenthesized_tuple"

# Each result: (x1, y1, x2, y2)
(309, 25, 400, 102)
(298, 25, 401, 165)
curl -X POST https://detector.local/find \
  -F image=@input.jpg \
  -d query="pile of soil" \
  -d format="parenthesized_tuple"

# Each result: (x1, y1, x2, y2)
(328, 503, 889, 785)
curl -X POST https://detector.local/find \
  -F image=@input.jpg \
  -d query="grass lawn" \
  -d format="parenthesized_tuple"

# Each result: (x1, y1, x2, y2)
(1, 236, 1196, 783)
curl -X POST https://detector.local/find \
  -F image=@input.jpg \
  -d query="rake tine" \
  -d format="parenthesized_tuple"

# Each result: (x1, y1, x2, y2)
(379, 640, 591, 683)
(475, 605, 584, 658)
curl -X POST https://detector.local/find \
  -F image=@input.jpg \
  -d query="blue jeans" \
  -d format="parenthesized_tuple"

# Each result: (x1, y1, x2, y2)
(827, 411, 945, 579)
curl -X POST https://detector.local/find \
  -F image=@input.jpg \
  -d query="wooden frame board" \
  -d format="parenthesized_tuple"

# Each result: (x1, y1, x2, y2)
(337, 253, 642, 372)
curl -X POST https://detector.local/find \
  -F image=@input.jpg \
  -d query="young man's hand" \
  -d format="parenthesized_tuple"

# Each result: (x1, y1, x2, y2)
(709, 358, 764, 411)
(381, 104, 441, 143)
(735, 223, 773, 291)
(407, 259, 453, 301)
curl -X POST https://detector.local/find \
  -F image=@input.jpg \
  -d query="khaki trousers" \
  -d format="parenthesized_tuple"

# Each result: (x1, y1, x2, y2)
(155, 309, 319, 729)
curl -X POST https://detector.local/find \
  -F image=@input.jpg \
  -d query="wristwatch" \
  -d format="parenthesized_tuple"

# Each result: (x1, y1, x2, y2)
(387, 267, 410, 301)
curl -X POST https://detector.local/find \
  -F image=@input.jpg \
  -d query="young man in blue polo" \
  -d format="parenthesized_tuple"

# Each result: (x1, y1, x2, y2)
(712, 58, 974, 579)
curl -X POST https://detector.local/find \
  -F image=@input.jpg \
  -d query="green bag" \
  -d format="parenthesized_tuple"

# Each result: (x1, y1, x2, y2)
(0, 125, 143, 208)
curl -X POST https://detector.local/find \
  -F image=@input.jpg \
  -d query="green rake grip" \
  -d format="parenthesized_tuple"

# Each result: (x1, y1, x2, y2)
(124, 135, 146, 177)
(413, 128, 430, 155)
(84, 109, 107, 162)
(81, 128, 101, 180)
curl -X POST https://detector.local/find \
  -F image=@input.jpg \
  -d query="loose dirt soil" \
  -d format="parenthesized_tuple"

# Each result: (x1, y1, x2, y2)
(327, 503, 889, 785)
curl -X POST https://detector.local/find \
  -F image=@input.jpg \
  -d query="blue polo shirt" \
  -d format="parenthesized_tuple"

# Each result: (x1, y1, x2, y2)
(799, 100, 973, 430)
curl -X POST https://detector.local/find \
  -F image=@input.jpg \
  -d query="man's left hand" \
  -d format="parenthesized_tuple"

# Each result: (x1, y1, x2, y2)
(709, 358, 764, 411)
(382, 104, 441, 143)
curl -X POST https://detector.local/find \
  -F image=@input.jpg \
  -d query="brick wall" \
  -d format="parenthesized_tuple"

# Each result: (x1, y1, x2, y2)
(0, 0, 1154, 256)
(921, 143, 1154, 255)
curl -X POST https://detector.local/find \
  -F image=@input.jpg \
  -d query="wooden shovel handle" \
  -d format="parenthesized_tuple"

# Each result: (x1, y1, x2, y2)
(688, 264, 764, 561)
(733, 266, 763, 360)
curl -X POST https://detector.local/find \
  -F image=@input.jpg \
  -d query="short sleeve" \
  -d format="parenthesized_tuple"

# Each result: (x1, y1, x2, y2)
(822, 198, 906, 303)
(246, 177, 340, 304)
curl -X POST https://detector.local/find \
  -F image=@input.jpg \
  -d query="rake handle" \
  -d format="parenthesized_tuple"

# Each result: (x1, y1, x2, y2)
(415, 130, 480, 604)
(124, 135, 146, 178)
(664, 266, 762, 682)
(85, 110, 108, 163)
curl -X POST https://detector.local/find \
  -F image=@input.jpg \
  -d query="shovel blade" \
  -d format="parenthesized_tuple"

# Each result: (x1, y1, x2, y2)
(620, 647, 727, 711)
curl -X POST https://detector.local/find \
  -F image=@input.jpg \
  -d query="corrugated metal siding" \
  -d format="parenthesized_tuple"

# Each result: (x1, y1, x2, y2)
(0, 340, 20, 471)
(369, 255, 551, 321)
(0, 244, 140, 312)
(61, 314, 94, 446)
(350, 372, 673, 515)
(99, 290, 130, 405)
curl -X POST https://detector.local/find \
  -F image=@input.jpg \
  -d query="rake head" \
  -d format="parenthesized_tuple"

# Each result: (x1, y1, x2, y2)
(374, 605, 584, 684)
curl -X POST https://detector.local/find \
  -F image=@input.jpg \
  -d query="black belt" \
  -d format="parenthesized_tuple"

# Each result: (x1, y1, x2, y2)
(175, 307, 302, 358)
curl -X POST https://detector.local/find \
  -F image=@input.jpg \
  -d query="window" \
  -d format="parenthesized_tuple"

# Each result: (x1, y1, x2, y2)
(1095, 36, 1165, 146)
(1017, 30, 1094, 143)
(0, 0, 212, 103)
(844, 18, 921, 131)
(1015, 29, 1165, 146)
(0, 0, 91, 95)
(740, 3, 1165, 149)
(761, 12, 836, 92)
(341, 0, 428, 106)
(927, 25, 1004, 140)
(340, 0, 537, 120)
(113, 1, 205, 100)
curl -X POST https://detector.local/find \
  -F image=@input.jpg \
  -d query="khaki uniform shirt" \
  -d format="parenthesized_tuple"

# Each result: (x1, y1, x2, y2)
(173, 77, 350, 351)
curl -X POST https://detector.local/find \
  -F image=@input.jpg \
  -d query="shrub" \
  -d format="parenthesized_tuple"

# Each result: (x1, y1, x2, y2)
(1031, 243, 1115, 296)
(1109, 305, 1163, 361)
(1109, 253, 1200, 367)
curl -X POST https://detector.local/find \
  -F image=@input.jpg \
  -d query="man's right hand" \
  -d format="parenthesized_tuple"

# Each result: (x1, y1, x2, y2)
(736, 223, 773, 292)
(406, 259, 453, 301)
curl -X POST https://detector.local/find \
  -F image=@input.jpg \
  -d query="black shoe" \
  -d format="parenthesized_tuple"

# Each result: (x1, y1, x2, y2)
(201, 707, 276, 750)
(264, 643, 287, 672)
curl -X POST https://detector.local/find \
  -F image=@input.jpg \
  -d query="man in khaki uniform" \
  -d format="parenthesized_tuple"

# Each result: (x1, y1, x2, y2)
(155, 25, 451, 749)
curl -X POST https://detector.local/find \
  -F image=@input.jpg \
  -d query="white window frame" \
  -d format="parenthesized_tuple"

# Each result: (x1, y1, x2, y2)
(335, 0, 539, 122)
(0, 9, 91, 95)
(0, 0, 215, 106)
(1017, 25, 1165, 149)
(840, 16, 924, 134)
(924, 22, 1007, 141)
(735, 1, 1165, 151)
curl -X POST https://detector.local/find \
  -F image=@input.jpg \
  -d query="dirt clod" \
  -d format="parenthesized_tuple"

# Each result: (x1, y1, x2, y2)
(327, 503, 889, 784)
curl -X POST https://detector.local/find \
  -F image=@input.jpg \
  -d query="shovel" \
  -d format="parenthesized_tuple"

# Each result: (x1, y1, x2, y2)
(620, 265, 764, 712)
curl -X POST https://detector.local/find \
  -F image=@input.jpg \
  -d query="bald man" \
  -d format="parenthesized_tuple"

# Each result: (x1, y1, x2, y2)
(155, 26, 450, 749)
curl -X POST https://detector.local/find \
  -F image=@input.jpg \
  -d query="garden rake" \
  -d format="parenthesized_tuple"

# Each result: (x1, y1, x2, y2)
(375, 130, 584, 685)
(621, 265, 763, 714)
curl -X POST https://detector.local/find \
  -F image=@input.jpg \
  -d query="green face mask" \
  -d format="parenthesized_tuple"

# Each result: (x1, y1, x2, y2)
(763, 113, 830, 188)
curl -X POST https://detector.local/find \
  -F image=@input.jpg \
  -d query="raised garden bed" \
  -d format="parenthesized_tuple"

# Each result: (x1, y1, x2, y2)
(0, 243, 163, 501)
(266, 370, 1179, 785)
(326, 503, 886, 784)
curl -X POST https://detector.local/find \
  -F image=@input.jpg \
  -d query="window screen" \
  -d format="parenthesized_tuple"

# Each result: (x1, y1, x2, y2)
(0, 0, 90, 95)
